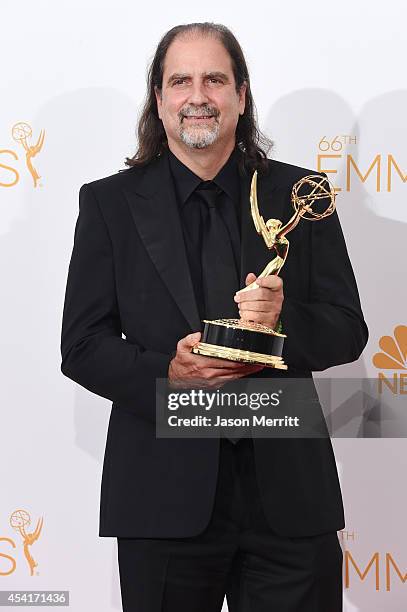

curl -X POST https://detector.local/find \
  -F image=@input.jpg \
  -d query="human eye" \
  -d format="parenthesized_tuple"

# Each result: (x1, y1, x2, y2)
(207, 76, 223, 85)
(171, 77, 189, 87)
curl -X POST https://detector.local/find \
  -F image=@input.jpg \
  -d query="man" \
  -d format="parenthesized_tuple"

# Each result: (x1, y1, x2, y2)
(60, 22, 368, 612)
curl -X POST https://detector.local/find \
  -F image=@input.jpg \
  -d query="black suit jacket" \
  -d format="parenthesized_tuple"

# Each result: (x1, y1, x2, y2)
(60, 149, 368, 538)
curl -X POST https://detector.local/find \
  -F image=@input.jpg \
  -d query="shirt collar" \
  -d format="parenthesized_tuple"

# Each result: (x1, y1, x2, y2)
(167, 146, 241, 207)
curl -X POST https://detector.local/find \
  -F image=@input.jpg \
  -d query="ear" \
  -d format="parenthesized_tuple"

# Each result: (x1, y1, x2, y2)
(154, 85, 163, 119)
(238, 81, 247, 115)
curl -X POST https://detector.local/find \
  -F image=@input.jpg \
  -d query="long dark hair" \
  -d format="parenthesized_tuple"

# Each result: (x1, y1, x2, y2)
(124, 22, 272, 174)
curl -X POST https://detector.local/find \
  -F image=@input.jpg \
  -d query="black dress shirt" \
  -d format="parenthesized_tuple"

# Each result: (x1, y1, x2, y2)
(167, 147, 242, 321)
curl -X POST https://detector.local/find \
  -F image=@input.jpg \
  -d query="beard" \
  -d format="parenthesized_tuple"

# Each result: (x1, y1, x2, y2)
(178, 104, 220, 149)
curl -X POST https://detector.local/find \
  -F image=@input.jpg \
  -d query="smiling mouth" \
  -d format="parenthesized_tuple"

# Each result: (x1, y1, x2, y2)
(183, 115, 215, 120)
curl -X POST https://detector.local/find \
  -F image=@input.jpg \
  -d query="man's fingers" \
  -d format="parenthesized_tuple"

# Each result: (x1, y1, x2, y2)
(239, 300, 280, 314)
(238, 300, 279, 312)
(245, 272, 257, 285)
(196, 367, 262, 385)
(192, 355, 260, 370)
(178, 332, 201, 351)
(235, 286, 282, 303)
(235, 288, 268, 302)
(202, 363, 264, 378)
(256, 276, 283, 291)
(236, 277, 282, 300)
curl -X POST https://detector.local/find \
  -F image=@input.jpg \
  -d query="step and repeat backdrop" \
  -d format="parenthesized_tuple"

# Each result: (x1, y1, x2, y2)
(1, 1, 406, 610)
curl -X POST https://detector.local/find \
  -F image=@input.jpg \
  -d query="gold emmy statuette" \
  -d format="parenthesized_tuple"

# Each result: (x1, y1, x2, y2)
(191, 173, 336, 369)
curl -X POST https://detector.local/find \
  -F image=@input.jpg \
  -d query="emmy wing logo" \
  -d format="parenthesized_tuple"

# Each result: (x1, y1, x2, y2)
(373, 325, 407, 394)
(11, 122, 45, 187)
(9, 510, 43, 576)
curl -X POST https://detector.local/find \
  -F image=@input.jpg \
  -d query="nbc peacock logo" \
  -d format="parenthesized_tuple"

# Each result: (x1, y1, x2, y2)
(372, 325, 407, 394)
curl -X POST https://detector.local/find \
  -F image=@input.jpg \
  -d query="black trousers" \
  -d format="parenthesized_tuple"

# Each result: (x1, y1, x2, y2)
(117, 437, 343, 611)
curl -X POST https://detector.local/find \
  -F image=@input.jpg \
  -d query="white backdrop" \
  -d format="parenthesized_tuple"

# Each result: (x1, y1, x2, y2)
(1, 1, 406, 610)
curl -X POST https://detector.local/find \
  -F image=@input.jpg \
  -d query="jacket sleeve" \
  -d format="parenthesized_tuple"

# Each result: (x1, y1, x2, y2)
(60, 183, 172, 420)
(280, 196, 368, 371)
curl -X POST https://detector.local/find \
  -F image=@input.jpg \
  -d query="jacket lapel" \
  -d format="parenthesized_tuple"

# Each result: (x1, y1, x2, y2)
(122, 152, 202, 332)
(123, 152, 282, 330)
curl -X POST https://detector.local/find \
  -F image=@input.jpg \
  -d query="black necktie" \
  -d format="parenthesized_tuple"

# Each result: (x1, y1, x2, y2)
(196, 182, 240, 320)
(196, 182, 244, 444)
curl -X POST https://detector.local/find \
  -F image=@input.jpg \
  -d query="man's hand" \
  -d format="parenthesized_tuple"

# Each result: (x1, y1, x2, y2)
(168, 331, 264, 390)
(234, 272, 284, 329)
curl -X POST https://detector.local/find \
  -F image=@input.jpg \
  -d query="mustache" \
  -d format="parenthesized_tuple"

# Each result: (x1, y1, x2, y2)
(178, 105, 220, 120)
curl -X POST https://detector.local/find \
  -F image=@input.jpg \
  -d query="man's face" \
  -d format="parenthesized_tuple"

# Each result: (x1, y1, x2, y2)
(155, 33, 246, 151)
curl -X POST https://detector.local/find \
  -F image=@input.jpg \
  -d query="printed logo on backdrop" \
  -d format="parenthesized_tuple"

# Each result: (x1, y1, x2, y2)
(0, 122, 45, 188)
(340, 530, 407, 591)
(372, 325, 407, 394)
(0, 510, 43, 576)
(317, 136, 406, 192)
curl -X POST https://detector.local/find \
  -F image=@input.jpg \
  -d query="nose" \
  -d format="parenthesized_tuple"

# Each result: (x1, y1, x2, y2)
(187, 80, 209, 106)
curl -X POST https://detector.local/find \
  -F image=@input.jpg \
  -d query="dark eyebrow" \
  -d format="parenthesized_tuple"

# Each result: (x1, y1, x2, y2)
(166, 71, 230, 85)
(204, 71, 229, 82)
(167, 73, 190, 85)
